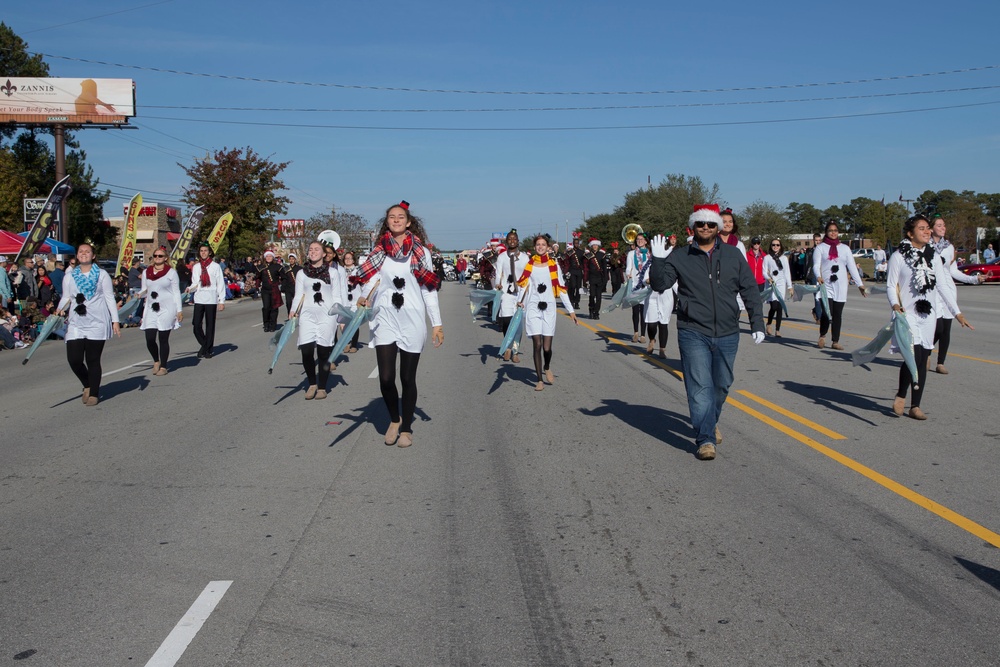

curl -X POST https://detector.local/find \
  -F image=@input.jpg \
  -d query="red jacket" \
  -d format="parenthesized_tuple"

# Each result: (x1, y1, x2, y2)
(746, 250, 766, 285)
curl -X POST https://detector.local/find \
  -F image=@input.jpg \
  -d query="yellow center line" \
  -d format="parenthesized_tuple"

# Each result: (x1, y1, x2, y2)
(735, 390, 846, 440)
(948, 352, 1000, 366)
(568, 312, 682, 378)
(726, 396, 1000, 549)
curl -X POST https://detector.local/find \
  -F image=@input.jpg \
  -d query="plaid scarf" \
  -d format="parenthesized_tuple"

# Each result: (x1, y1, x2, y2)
(517, 255, 564, 297)
(353, 232, 440, 291)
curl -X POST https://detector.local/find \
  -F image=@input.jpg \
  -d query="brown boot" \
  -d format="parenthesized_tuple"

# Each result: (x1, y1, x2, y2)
(935, 364, 948, 374)
(502, 349, 511, 361)
(831, 342, 844, 350)
(892, 396, 905, 417)
(304, 385, 317, 400)
(384, 420, 401, 445)
(85, 396, 99, 407)
(545, 369, 555, 384)
(766, 324, 773, 337)
(315, 389, 327, 400)
(82, 388, 90, 404)
(908, 406, 927, 420)
(817, 337, 826, 349)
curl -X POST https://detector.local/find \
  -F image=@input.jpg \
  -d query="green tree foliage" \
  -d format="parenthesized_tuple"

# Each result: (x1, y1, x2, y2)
(737, 200, 790, 243)
(0, 22, 49, 143)
(288, 208, 372, 258)
(914, 189, 995, 252)
(179, 146, 292, 260)
(785, 202, 824, 231)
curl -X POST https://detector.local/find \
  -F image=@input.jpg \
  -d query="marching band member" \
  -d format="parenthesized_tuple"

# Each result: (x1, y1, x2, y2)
(139, 246, 183, 375)
(887, 215, 972, 420)
(494, 229, 529, 362)
(813, 221, 866, 350)
(355, 201, 443, 448)
(56, 243, 120, 406)
(624, 233, 649, 343)
(290, 240, 348, 400)
(585, 237, 607, 319)
(762, 238, 793, 337)
(516, 235, 579, 391)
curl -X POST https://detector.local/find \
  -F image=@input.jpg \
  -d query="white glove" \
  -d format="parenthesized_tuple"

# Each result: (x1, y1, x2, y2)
(752, 331, 765, 345)
(650, 234, 668, 258)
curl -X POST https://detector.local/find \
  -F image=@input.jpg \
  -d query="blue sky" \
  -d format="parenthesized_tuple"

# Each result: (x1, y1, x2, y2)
(6, 0, 1000, 250)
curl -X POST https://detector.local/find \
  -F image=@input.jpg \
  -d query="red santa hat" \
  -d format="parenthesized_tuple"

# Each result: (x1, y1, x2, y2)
(588, 237, 601, 247)
(689, 204, 723, 225)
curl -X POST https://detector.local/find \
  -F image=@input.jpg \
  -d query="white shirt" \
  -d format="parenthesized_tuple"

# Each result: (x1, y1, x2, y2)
(58, 268, 119, 341)
(363, 252, 442, 353)
(190, 261, 226, 305)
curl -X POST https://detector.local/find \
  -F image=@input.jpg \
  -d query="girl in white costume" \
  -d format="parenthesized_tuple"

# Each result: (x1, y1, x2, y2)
(762, 238, 794, 337)
(813, 221, 867, 350)
(290, 241, 348, 400)
(56, 243, 120, 406)
(516, 235, 579, 391)
(887, 215, 972, 420)
(640, 238, 677, 357)
(139, 246, 183, 375)
(494, 228, 530, 362)
(929, 215, 983, 373)
(338, 250, 363, 353)
(624, 233, 649, 343)
(356, 201, 443, 448)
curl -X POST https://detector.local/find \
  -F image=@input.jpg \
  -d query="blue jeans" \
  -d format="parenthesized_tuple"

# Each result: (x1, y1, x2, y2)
(677, 328, 739, 447)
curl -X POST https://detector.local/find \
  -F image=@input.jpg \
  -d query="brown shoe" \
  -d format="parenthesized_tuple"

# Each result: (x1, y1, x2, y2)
(384, 420, 401, 445)
(775, 330, 782, 338)
(646, 339, 654, 354)
(714, 427, 723, 445)
(85, 396, 99, 407)
(908, 407, 927, 420)
(892, 396, 905, 417)
(766, 325, 774, 337)
(639, 336, 646, 344)
(152, 361, 161, 374)
(831, 342, 844, 351)
(817, 337, 826, 349)
(304, 385, 317, 400)
(397, 432, 413, 448)
(695, 443, 716, 460)
(534, 381, 545, 392)
(545, 369, 555, 384)
(935, 364, 948, 374)
(154, 367, 168, 376)
(503, 349, 511, 361)
(82, 388, 90, 404)
(632, 332, 639, 343)
(512, 353, 521, 363)
(315, 389, 327, 400)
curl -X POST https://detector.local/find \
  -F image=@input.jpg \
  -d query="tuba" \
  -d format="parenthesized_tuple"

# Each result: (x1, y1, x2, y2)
(622, 223, 644, 244)
(318, 229, 341, 249)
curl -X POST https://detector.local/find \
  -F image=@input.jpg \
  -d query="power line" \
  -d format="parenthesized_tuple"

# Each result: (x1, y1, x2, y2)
(137, 99, 1000, 131)
(21, 1, 175, 34)
(28, 51, 1000, 96)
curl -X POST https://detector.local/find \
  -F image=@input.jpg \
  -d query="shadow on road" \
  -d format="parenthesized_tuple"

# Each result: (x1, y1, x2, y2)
(778, 380, 882, 426)
(955, 556, 1000, 594)
(579, 398, 693, 455)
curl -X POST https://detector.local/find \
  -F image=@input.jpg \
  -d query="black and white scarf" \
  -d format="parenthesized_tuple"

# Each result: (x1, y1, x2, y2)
(898, 240, 936, 315)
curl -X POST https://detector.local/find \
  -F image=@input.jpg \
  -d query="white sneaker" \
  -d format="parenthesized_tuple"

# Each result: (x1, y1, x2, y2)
(14, 341, 26, 348)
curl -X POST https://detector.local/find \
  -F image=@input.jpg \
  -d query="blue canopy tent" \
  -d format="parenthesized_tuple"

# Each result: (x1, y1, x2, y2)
(17, 232, 75, 254)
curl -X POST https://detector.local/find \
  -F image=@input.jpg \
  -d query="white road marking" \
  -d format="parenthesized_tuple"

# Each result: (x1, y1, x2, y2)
(144, 580, 233, 667)
(101, 361, 148, 378)
(368, 365, 379, 379)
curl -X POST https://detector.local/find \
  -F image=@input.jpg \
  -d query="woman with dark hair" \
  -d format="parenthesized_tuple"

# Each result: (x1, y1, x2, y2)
(355, 201, 443, 448)
(35, 265, 54, 305)
(929, 215, 983, 373)
(762, 238, 793, 337)
(56, 243, 120, 406)
(516, 234, 579, 391)
(494, 229, 529, 362)
(812, 221, 867, 350)
(290, 241, 347, 399)
(624, 233, 649, 344)
(140, 246, 183, 375)
(887, 215, 972, 420)
(339, 250, 362, 353)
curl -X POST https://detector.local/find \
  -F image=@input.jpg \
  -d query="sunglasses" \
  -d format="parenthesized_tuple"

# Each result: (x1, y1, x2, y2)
(153, 254, 166, 258)
(771, 244, 781, 247)
(693, 221, 718, 229)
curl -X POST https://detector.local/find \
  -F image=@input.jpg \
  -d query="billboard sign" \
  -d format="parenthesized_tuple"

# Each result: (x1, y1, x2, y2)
(23, 198, 46, 229)
(0, 78, 135, 125)
(277, 219, 305, 239)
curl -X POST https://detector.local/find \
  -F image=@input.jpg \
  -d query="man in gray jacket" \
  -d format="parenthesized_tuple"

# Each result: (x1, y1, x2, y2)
(649, 204, 765, 461)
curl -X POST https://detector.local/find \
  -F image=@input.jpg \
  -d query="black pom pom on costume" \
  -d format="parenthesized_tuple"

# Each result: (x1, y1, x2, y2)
(151, 291, 159, 299)
(75, 293, 85, 304)
(772, 270, 779, 276)
(915, 299, 932, 315)
(507, 276, 514, 283)
(831, 265, 840, 273)
(537, 283, 547, 293)
(391, 292, 405, 310)
(152, 302, 161, 312)
(538, 301, 548, 311)
(312, 282, 322, 292)
(75, 304, 87, 316)
(313, 293, 324, 304)
(348, 293, 353, 301)
(393, 277, 406, 290)
(829, 275, 839, 283)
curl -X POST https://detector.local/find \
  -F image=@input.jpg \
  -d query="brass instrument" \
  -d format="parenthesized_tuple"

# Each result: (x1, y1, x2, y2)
(622, 223, 644, 244)
(480, 247, 498, 263)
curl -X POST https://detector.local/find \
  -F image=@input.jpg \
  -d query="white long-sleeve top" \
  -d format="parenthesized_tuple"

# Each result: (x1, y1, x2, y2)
(362, 252, 442, 353)
(290, 264, 348, 347)
(812, 242, 865, 302)
(517, 258, 574, 337)
(638, 247, 676, 323)
(762, 254, 793, 302)
(58, 267, 119, 341)
(140, 268, 183, 331)
(494, 250, 530, 317)
(189, 261, 226, 305)
(933, 242, 978, 321)
(625, 248, 651, 289)
(886, 249, 960, 349)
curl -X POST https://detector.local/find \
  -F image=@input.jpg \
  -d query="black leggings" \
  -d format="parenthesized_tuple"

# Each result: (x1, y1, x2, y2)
(498, 315, 512, 336)
(819, 300, 846, 342)
(300, 342, 333, 387)
(646, 322, 669, 347)
(375, 343, 421, 433)
(766, 301, 783, 330)
(897, 346, 931, 408)
(531, 335, 553, 381)
(631, 304, 645, 334)
(66, 338, 106, 396)
(145, 329, 171, 365)
(933, 318, 952, 365)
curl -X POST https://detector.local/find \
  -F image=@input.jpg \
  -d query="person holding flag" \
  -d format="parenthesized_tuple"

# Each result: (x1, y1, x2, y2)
(189, 242, 226, 359)
(140, 246, 183, 376)
(56, 243, 120, 406)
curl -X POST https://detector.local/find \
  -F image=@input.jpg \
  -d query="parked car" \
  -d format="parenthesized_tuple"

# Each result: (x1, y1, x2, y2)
(852, 248, 874, 259)
(958, 257, 1000, 283)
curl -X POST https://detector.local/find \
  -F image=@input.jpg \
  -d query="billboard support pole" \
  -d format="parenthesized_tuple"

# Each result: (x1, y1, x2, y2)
(54, 124, 66, 243)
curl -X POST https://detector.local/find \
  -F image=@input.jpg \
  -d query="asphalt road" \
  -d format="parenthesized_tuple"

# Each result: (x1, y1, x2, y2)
(1, 282, 998, 666)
